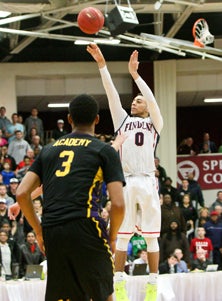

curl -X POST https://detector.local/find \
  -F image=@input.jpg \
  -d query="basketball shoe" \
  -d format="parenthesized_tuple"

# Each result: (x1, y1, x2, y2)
(144, 283, 157, 301)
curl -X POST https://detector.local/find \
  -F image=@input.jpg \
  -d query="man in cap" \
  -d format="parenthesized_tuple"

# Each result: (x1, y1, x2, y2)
(204, 210, 222, 269)
(52, 119, 68, 140)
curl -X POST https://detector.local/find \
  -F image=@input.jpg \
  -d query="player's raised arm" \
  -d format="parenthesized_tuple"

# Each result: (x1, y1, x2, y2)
(87, 44, 127, 131)
(129, 50, 163, 134)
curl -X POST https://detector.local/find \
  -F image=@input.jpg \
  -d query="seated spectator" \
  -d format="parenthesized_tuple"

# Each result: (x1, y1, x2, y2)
(0, 145, 17, 172)
(132, 249, 149, 275)
(190, 247, 213, 272)
(16, 149, 35, 170)
(161, 194, 187, 237)
(200, 142, 211, 153)
(177, 137, 198, 155)
(159, 253, 178, 274)
(160, 220, 190, 264)
(199, 132, 217, 153)
(190, 227, 213, 261)
(1, 162, 16, 186)
(19, 231, 45, 278)
(174, 248, 188, 273)
(16, 156, 32, 181)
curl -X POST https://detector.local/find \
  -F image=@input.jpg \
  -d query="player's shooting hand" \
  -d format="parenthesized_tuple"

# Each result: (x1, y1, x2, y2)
(8, 202, 20, 220)
(86, 43, 106, 68)
(128, 50, 139, 80)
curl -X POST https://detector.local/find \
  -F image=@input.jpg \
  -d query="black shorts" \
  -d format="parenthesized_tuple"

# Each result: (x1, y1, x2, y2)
(43, 218, 114, 301)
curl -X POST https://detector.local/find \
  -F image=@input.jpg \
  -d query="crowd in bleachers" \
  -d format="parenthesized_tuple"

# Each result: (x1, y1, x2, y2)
(1, 103, 222, 279)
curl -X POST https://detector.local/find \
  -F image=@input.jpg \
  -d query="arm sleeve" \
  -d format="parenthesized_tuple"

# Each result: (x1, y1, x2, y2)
(135, 76, 163, 134)
(99, 66, 128, 131)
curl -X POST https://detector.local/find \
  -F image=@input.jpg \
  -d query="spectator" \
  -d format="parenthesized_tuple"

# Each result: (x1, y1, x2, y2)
(0, 199, 17, 237)
(204, 211, 222, 269)
(210, 190, 222, 211)
(195, 207, 210, 228)
(5, 113, 24, 143)
(0, 229, 20, 280)
(179, 194, 198, 241)
(160, 177, 179, 205)
(19, 231, 45, 278)
(8, 130, 31, 165)
(161, 194, 187, 237)
(16, 149, 35, 170)
(16, 156, 32, 181)
(187, 172, 205, 209)
(52, 119, 68, 140)
(0, 129, 8, 147)
(24, 108, 44, 143)
(7, 178, 19, 202)
(159, 253, 178, 274)
(173, 248, 188, 273)
(132, 249, 149, 275)
(26, 127, 39, 144)
(177, 178, 195, 206)
(177, 137, 198, 155)
(190, 247, 213, 272)
(200, 142, 211, 153)
(30, 135, 43, 157)
(1, 162, 16, 186)
(154, 157, 167, 191)
(190, 227, 213, 260)
(0, 183, 14, 207)
(0, 106, 11, 138)
(160, 220, 190, 264)
(199, 132, 217, 153)
(0, 145, 17, 172)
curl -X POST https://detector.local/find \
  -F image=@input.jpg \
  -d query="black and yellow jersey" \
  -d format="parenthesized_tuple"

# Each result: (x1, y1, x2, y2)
(29, 132, 125, 227)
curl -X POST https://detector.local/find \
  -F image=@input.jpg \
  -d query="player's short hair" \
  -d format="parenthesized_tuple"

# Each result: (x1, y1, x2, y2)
(69, 94, 99, 126)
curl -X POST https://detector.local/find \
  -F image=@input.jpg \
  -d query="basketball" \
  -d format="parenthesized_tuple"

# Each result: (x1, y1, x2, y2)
(77, 7, 104, 35)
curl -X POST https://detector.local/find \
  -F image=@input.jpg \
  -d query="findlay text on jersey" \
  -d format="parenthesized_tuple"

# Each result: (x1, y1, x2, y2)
(124, 120, 153, 132)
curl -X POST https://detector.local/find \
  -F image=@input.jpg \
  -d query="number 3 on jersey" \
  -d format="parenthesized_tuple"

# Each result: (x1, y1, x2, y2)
(55, 150, 74, 177)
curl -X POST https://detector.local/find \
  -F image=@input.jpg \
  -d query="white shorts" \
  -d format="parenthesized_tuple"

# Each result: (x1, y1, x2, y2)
(117, 175, 161, 238)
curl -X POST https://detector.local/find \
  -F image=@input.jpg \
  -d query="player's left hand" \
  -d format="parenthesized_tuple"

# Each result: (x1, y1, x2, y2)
(128, 50, 139, 76)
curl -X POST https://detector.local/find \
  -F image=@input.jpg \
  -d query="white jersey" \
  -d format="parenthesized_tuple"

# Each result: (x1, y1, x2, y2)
(99, 66, 163, 176)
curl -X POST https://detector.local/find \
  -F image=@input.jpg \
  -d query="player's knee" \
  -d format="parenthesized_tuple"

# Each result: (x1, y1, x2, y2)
(145, 237, 159, 252)
(116, 237, 129, 251)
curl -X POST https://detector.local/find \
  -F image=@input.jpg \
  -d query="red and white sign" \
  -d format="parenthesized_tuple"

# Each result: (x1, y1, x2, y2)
(177, 154, 222, 190)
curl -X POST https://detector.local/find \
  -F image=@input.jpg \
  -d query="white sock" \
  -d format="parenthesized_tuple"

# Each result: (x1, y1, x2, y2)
(114, 271, 125, 282)
(149, 273, 158, 285)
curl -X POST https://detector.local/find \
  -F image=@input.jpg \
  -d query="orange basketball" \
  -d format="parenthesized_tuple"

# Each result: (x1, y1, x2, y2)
(77, 7, 104, 35)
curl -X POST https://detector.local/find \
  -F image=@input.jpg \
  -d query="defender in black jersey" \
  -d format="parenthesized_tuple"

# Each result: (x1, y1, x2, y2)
(16, 94, 125, 301)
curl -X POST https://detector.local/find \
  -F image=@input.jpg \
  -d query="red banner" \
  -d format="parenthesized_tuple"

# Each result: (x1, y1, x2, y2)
(177, 154, 222, 190)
